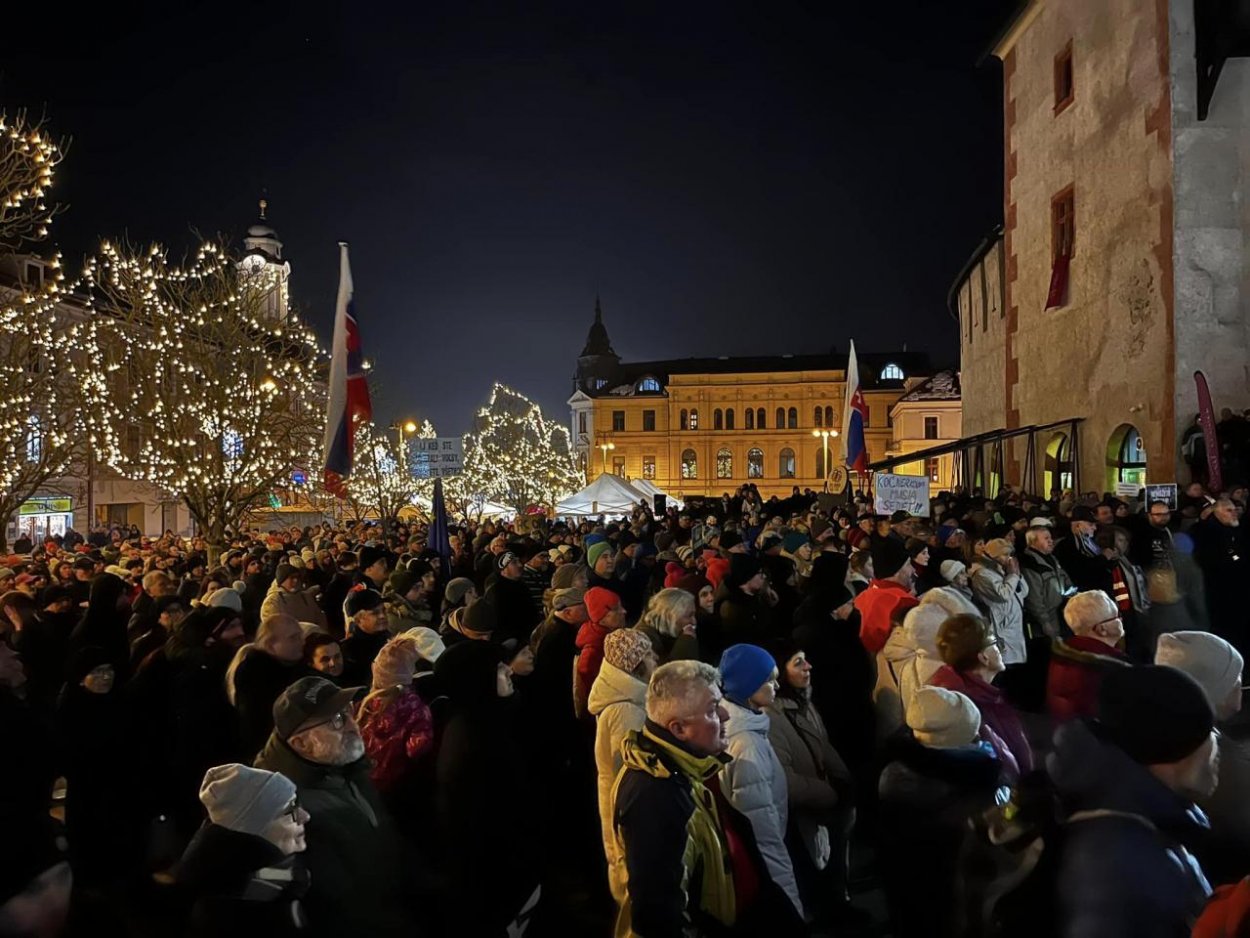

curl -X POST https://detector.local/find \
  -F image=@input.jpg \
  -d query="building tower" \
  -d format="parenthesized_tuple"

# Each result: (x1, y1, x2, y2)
(573, 295, 620, 392)
(239, 198, 291, 322)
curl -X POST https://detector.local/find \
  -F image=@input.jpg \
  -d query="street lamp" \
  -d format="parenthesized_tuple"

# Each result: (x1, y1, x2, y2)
(392, 419, 419, 455)
(598, 439, 616, 474)
(812, 429, 840, 492)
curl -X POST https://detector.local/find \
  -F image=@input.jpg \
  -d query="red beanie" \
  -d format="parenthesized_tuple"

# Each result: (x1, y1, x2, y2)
(663, 562, 686, 589)
(705, 557, 731, 589)
(584, 586, 620, 625)
(1193, 877, 1250, 938)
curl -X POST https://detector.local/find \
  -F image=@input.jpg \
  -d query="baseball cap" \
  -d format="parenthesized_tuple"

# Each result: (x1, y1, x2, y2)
(552, 587, 586, 611)
(272, 676, 364, 741)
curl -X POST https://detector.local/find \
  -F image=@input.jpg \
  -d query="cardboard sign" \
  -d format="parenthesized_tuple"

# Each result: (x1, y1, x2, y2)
(412, 437, 464, 479)
(874, 473, 931, 517)
(1114, 481, 1143, 499)
(1145, 483, 1178, 510)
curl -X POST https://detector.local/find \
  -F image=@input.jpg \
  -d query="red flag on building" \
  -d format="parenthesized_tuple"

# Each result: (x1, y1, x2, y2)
(1045, 255, 1070, 310)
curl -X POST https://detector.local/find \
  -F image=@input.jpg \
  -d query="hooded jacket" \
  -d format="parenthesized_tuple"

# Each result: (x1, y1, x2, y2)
(574, 619, 613, 718)
(1019, 547, 1074, 640)
(588, 659, 648, 905)
(259, 584, 327, 631)
(854, 578, 919, 656)
(1046, 635, 1132, 723)
(253, 735, 412, 937)
(970, 556, 1030, 665)
(721, 699, 802, 918)
(1048, 719, 1212, 938)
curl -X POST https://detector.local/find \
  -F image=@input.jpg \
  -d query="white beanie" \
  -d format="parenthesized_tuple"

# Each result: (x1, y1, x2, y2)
(206, 587, 244, 613)
(404, 626, 446, 664)
(199, 764, 296, 836)
(940, 560, 966, 583)
(1155, 631, 1243, 712)
(906, 686, 981, 749)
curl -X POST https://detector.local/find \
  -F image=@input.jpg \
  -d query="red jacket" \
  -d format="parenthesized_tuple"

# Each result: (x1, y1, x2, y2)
(854, 579, 918, 655)
(1045, 635, 1131, 723)
(574, 621, 612, 718)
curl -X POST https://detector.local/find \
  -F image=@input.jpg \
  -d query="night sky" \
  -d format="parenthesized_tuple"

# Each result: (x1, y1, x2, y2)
(4, 1, 1008, 433)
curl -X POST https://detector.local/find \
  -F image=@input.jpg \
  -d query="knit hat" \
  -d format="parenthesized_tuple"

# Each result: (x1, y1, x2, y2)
(199, 764, 297, 837)
(782, 532, 809, 555)
(675, 544, 694, 563)
(604, 628, 653, 675)
(552, 587, 586, 611)
(358, 545, 388, 571)
(272, 676, 363, 741)
(586, 542, 613, 570)
(939, 560, 967, 583)
(461, 597, 498, 635)
(982, 538, 1015, 562)
(1097, 665, 1215, 765)
(387, 567, 417, 597)
(584, 586, 619, 625)
(274, 563, 299, 585)
(720, 643, 778, 703)
(663, 562, 686, 589)
(871, 537, 910, 578)
(906, 686, 981, 748)
(810, 518, 832, 541)
(936, 526, 964, 546)
(300, 548, 316, 565)
(371, 635, 421, 690)
(674, 574, 711, 602)
(205, 587, 244, 613)
(726, 554, 761, 588)
(1155, 631, 1244, 713)
(407, 558, 433, 580)
(443, 577, 475, 606)
(550, 563, 585, 590)
(344, 588, 384, 618)
(403, 626, 445, 664)
(705, 557, 731, 589)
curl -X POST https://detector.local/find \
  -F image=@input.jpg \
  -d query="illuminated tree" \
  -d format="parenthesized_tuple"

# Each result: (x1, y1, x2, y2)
(0, 110, 77, 552)
(71, 239, 325, 563)
(341, 420, 415, 531)
(463, 383, 579, 512)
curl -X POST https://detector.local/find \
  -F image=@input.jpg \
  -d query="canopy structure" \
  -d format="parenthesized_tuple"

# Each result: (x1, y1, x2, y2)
(555, 473, 648, 517)
(628, 478, 684, 511)
(412, 493, 515, 521)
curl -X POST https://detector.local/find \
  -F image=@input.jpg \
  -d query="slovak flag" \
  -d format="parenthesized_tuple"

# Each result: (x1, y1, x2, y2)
(322, 242, 372, 497)
(842, 339, 869, 474)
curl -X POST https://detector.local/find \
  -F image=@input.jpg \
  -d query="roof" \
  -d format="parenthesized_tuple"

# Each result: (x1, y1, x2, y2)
(896, 369, 961, 403)
(581, 350, 931, 397)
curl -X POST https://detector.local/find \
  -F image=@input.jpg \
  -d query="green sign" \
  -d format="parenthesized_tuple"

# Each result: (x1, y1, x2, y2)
(20, 496, 73, 515)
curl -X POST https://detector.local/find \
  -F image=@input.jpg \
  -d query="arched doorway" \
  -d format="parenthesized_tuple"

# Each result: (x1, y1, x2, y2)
(1106, 424, 1147, 492)
(1044, 432, 1074, 499)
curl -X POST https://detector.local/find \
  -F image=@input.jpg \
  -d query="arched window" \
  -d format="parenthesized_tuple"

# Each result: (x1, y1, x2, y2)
(745, 408, 755, 430)
(725, 408, 735, 430)
(680, 409, 688, 430)
(757, 408, 766, 428)
(1107, 424, 1147, 490)
(776, 407, 785, 429)
(779, 447, 796, 478)
(748, 448, 764, 478)
(689, 408, 699, 430)
(880, 363, 905, 381)
(681, 448, 698, 479)
(713, 409, 724, 430)
(593, 378, 609, 390)
(787, 407, 798, 429)
(636, 376, 661, 392)
(1044, 432, 1074, 497)
(824, 406, 833, 426)
(814, 406, 823, 427)
(716, 447, 733, 479)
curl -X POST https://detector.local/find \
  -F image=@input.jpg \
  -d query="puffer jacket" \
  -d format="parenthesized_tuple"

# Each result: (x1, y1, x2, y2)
(1019, 547, 1074, 639)
(1048, 719, 1212, 937)
(588, 660, 647, 906)
(874, 587, 979, 740)
(259, 585, 327, 630)
(854, 578, 919, 655)
(574, 620, 613, 719)
(970, 557, 1029, 665)
(721, 699, 802, 918)
(767, 689, 852, 869)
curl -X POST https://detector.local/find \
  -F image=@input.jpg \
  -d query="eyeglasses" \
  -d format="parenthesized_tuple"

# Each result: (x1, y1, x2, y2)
(982, 636, 1005, 651)
(285, 796, 301, 823)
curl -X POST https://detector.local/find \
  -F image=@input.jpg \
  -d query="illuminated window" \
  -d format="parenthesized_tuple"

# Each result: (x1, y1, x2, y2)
(689, 409, 699, 430)
(642, 455, 656, 479)
(779, 447, 795, 478)
(681, 448, 698, 479)
(24, 415, 41, 462)
(716, 448, 733, 479)
(637, 376, 661, 392)
(927, 457, 941, 482)
(612, 456, 626, 477)
(880, 363, 904, 381)
(748, 448, 764, 478)
(594, 378, 609, 390)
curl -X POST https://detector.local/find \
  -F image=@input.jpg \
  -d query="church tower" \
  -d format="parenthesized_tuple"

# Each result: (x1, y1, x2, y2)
(573, 295, 620, 391)
(239, 198, 291, 322)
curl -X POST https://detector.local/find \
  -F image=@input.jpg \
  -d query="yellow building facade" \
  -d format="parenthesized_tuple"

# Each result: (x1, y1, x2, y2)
(885, 371, 963, 497)
(567, 302, 927, 500)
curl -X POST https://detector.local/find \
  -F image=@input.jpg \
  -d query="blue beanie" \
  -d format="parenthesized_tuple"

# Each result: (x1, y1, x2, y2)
(584, 534, 606, 548)
(719, 644, 778, 704)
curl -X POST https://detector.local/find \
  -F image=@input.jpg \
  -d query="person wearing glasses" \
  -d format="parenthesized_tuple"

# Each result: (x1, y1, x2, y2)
(931, 614, 1034, 776)
(1128, 500, 1176, 570)
(1046, 590, 1132, 723)
(178, 763, 310, 936)
(255, 676, 415, 936)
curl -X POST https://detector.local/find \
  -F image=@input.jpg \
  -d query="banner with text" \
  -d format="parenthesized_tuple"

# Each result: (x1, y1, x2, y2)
(412, 437, 464, 479)
(874, 473, 931, 517)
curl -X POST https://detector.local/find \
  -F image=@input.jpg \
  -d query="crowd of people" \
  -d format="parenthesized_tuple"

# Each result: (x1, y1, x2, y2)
(2, 477, 1250, 937)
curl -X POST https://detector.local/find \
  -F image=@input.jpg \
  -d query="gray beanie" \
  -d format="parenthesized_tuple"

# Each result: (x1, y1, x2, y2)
(1156, 631, 1244, 713)
(199, 763, 296, 837)
(206, 588, 244, 613)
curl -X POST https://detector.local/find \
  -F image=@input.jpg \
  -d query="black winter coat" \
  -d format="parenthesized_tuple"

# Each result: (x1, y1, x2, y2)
(232, 652, 310, 761)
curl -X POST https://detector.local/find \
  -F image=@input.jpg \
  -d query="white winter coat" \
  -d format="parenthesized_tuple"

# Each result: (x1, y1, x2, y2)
(873, 587, 981, 739)
(970, 557, 1030, 664)
(721, 698, 803, 917)
(587, 660, 647, 906)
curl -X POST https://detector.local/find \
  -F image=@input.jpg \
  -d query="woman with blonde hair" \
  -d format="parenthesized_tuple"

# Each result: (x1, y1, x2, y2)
(636, 587, 700, 664)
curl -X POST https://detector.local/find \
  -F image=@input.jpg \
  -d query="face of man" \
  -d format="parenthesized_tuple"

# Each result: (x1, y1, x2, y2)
(263, 799, 309, 856)
(1215, 500, 1240, 527)
(602, 600, 627, 630)
(1095, 505, 1114, 525)
(281, 574, 301, 592)
(311, 642, 344, 677)
(355, 606, 390, 635)
(269, 618, 306, 663)
(668, 684, 730, 757)
(557, 602, 589, 625)
(289, 708, 365, 766)
(365, 558, 389, 583)
(216, 617, 246, 649)
(1148, 505, 1172, 528)
(1033, 529, 1055, 554)
(594, 551, 616, 576)
(158, 603, 187, 630)
(1169, 732, 1220, 800)
(743, 571, 766, 594)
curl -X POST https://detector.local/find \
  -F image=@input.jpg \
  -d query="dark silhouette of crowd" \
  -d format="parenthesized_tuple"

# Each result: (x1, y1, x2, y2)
(4, 478, 1250, 937)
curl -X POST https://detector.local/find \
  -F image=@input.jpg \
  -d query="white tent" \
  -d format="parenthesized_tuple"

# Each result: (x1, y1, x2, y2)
(555, 473, 648, 517)
(629, 478, 684, 510)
